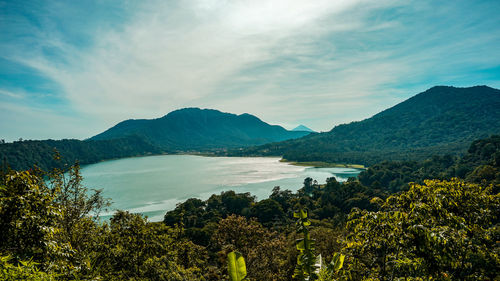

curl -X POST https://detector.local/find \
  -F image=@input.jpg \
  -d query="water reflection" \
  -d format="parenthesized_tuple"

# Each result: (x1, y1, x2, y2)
(81, 155, 362, 221)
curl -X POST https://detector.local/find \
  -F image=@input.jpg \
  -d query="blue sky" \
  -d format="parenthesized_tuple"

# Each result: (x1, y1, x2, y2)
(1, 0, 499, 141)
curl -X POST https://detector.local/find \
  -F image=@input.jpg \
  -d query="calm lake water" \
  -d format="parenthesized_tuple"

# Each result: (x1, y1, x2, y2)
(81, 155, 362, 222)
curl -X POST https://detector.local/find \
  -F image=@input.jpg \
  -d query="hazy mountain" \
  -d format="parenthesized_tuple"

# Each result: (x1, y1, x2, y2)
(292, 125, 315, 132)
(230, 86, 500, 165)
(91, 108, 311, 150)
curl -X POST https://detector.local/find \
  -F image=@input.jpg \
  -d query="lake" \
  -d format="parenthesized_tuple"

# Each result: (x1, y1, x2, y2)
(81, 155, 362, 221)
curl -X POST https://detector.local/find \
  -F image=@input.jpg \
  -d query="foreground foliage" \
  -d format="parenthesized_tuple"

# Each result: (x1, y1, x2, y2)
(227, 251, 247, 281)
(0, 165, 206, 280)
(0, 256, 56, 281)
(1, 135, 499, 280)
(344, 179, 500, 280)
(293, 209, 318, 280)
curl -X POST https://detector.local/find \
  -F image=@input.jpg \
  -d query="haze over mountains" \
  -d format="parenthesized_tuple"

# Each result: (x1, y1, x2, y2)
(1, 85, 499, 170)
(231, 86, 500, 165)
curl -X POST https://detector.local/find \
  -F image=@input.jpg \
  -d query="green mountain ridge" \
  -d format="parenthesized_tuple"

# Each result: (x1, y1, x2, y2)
(90, 108, 311, 150)
(0, 108, 310, 171)
(228, 85, 500, 165)
(3, 86, 499, 171)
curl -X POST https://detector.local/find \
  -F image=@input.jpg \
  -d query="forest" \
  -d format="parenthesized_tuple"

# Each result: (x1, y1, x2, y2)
(0, 135, 499, 280)
(0, 136, 164, 171)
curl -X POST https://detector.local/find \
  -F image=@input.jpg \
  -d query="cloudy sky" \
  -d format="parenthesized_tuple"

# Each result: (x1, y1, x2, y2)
(1, 0, 499, 141)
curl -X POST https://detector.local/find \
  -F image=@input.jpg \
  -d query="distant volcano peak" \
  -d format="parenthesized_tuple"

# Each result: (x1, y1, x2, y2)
(292, 125, 315, 132)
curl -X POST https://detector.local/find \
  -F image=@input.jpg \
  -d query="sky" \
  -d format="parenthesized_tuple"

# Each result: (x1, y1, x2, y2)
(1, 0, 499, 141)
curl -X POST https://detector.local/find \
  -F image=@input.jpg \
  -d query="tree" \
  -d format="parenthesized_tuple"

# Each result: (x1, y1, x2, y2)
(0, 169, 62, 264)
(303, 177, 318, 195)
(214, 215, 291, 281)
(47, 162, 110, 254)
(250, 198, 285, 225)
(270, 186, 295, 212)
(93, 211, 206, 281)
(343, 179, 500, 280)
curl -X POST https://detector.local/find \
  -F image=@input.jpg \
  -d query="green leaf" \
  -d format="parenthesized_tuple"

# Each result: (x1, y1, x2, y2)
(327, 252, 345, 274)
(296, 239, 305, 251)
(227, 251, 247, 281)
(294, 209, 308, 219)
(333, 253, 345, 272)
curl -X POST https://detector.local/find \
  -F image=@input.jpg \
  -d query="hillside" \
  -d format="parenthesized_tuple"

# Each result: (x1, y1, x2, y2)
(358, 135, 500, 192)
(228, 86, 500, 165)
(91, 108, 310, 150)
(0, 136, 163, 171)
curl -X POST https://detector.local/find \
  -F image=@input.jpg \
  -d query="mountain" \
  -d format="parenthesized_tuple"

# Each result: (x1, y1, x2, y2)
(90, 108, 311, 150)
(1, 108, 310, 171)
(292, 125, 315, 132)
(229, 86, 500, 165)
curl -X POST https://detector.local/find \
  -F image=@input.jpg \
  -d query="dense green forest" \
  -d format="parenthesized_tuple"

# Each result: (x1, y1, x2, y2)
(358, 135, 500, 192)
(1, 135, 499, 280)
(0, 136, 164, 171)
(227, 86, 500, 165)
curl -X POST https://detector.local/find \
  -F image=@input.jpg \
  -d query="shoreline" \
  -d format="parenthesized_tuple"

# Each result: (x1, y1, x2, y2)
(189, 153, 367, 168)
(81, 152, 366, 170)
(279, 159, 366, 169)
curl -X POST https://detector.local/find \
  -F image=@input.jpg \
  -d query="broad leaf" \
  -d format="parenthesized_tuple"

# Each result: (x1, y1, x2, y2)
(227, 251, 247, 281)
(294, 209, 308, 219)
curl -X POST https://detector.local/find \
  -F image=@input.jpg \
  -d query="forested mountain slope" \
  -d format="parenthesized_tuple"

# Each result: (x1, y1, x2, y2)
(0, 136, 163, 171)
(358, 135, 500, 192)
(230, 86, 500, 165)
(91, 108, 310, 150)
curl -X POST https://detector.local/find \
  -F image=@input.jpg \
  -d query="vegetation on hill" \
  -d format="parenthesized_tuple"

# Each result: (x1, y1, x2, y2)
(1, 136, 498, 280)
(1, 108, 312, 171)
(359, 135, 500, 192)
(91, 107, 310, 150)
(0, 136, 163, 171)
(227, 86, 500, 165)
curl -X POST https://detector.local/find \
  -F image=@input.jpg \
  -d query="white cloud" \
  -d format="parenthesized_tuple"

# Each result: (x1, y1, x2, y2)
(2, 0, 500, 138)
(0, 89, 24, 99)
(12, 1, 392, 130)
